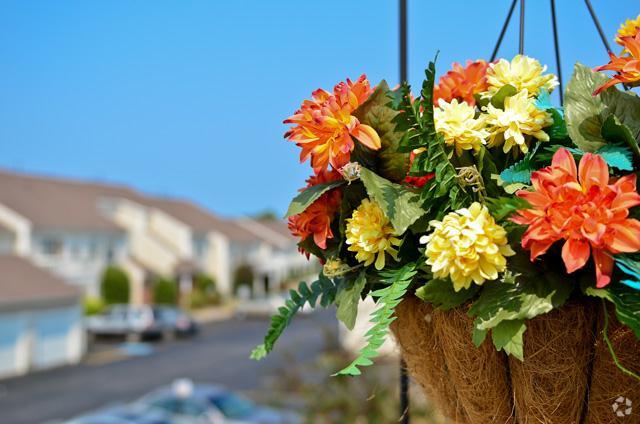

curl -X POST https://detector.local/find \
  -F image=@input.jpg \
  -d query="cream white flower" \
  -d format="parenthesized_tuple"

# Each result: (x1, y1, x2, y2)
(434, 99, 488, 156)
(483, 90, 553, 154)
(421, 202, 515, 291)
(486, 55, 558, 97)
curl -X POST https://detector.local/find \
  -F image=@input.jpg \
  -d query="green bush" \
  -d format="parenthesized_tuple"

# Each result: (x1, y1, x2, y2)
(189, 273, 221, 309)
(194, 273, 216, 294)
(153, 277, 178, 305)
(83, 296, 105, 316)
(100, 266, 130, 305)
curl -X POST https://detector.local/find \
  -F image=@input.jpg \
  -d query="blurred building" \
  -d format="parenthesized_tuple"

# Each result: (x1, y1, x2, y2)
(0, 256, 84, 378)
(0, 169, 311, 305)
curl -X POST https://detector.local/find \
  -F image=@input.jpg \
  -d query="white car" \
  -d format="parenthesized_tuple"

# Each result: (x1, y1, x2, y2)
(86, 305, 167, 340)
(235, 294, 312, 319)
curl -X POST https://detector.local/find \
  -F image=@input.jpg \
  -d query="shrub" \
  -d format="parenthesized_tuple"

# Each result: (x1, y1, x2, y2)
(188, 273, 221, 309)
(153, 277, 178, 305)
(194, 273, 216, 294)
(100, 266, 130, 305)
(83, 296, 105, 316)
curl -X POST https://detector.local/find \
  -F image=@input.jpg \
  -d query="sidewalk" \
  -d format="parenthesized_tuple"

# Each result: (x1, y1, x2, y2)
(190, 303, 236, 324)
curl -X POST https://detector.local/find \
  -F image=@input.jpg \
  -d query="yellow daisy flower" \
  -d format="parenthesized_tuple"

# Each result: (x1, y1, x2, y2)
(486, 55, 558, 97)
(617, 14, 640, 45)
(434, 99, 488, 156)
(421, 202, 515, 292)
(346, 199, 401, 270)
(483, 89, 553, 154)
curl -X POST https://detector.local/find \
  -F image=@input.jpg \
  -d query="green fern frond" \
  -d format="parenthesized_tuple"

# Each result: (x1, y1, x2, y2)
(250, 273, 337, 360)
(335, 263, 417, 376)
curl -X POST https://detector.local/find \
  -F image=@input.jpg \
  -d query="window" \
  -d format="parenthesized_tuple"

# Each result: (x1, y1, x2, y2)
(207, 392, 255, 419)
(41, 238, 63, 256)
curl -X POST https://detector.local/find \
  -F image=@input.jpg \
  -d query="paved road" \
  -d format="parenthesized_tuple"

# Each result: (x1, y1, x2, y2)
(0, 310, 337, 424)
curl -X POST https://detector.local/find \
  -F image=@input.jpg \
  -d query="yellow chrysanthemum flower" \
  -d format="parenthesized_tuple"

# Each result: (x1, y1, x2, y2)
(346, 199, 401, 270)
(486, 55, 558, 97)
(617, 14, 640, 45)
(434, 99, 488, 156)
(483, 89, 553, 154)
(421, 202, 515, 292)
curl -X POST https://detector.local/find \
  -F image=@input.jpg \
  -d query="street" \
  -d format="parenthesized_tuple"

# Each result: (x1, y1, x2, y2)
(0, 310, 338, 424)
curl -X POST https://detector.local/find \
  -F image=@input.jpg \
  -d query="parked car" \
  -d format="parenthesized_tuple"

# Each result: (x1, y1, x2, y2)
(154, 306, 199, 337)
(138, 379, 300, 424)
(86, 305, 166, 340)
(235, 293, 312, 319)
(63, 403, 178, 424)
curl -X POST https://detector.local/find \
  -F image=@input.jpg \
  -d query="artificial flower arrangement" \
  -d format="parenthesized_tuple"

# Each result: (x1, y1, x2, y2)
(254, 14, 640, 422)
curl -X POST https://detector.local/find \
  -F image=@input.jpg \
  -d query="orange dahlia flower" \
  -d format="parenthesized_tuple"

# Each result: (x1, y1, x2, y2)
(288, 170, 343, 251)
(434, 60, 489, 106)
(512, 148, 640, 288)
(594, 32, 640, 95)
(284, 75, 381, 174)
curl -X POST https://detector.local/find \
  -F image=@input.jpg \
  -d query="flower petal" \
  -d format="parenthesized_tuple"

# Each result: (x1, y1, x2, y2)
(551, 148, 577, 178)
(608, 219, 640, 253)
(351, 124, 381, 150)
(579, 153, 609, 190)
(561, 238, 591, 273)
(593, 249, 614, 288)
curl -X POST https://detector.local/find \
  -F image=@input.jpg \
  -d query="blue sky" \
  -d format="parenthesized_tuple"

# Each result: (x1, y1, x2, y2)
(0, 0, 637, 217)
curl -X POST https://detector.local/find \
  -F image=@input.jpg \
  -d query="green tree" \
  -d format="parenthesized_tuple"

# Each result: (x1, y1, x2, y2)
(153, 277, 178, 305)
(100, 266, 130, 305)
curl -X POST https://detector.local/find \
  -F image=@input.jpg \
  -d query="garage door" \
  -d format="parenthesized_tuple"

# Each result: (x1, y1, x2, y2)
(0, 314, 28, 377)
(32, 307, 78, 370)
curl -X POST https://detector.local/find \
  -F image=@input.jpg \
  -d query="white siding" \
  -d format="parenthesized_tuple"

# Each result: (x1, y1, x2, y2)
(0, 305, 85, 379)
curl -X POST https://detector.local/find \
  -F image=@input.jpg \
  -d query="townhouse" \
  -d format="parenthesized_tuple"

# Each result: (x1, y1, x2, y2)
(0, 169, 310, 304)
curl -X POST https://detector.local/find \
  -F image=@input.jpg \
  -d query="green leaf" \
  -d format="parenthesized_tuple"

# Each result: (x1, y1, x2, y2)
(616, 255, 640, 290)
(472, 326, 488, 347)
(285, 180, 345, 218)
(336, 263, 417, 376)
(583, 283, 640, 339)
(359, 167, 425, 234)
(600, 87, 640, 150)
(491, 319, 526, 361)
(498, 144, 539, 185)
(335, 272, 367, 330)
(564, 63, 609, 152)
(251, 274, 338, 360)
(353, 81, 410, 182)
(601, 114, 640, 161)
(546, 108, 569, 140)
(534, 89, 554, 111)
(490, 84, 518, 109)
(468, 253, 573, 330)
(415, 279, 480, 310)
(485, 196, 530, 221)
(540, 142, 634, 172)
(596, 142, 634, 171)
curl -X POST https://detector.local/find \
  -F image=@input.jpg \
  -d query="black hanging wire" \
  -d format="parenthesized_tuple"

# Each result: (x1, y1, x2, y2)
(550, 0, 564, 104)
(491, 0, 518, 61)
(399, 0, 410, 422)
(519, 0, 526, 54)
(583, 0, 612, 53)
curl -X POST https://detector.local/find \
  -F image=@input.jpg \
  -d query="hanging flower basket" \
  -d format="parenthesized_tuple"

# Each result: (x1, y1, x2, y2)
(252, 13, 640, 423)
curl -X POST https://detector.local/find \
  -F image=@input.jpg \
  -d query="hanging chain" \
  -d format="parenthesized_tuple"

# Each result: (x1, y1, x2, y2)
(550, 0, 564, 104)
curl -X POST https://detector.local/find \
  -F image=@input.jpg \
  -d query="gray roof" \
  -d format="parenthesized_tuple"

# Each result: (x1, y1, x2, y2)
(0, 169, 131, 232)
(0, 169, 263, 244)
(0, 255, 80, 310)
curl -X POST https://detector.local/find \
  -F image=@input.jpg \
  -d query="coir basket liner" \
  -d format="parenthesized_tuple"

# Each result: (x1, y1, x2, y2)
(391, 295, 640, 424)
